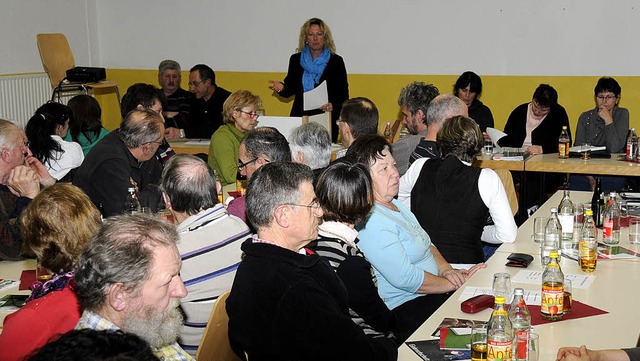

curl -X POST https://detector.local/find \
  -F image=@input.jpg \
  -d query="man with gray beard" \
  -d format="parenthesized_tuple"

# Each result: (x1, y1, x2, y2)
(74, 214, 193, 361)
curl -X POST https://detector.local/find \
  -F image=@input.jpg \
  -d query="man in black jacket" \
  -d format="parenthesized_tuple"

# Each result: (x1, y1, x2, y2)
(226, 162, 397, 361)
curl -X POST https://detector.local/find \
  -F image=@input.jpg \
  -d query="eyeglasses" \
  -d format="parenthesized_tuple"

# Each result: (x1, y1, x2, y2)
(20, 140, 30, 148)
(147, 140, 163, 146)
(597, 95, 617, 101)
(237, 157, 258, 170)
(188, 80, 204, 87)
(284, 199, 322, 212)
(239, 110, 259, 118)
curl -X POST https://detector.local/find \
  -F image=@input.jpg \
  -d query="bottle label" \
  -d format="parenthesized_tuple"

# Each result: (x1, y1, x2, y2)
(487, 340, 512, 361)
(541, 287, 563, 315)
(603, 220, 612, 238)
(558, 143, 567, 157)
(558, 214, 574, 233)
(515, 329, 530, 360)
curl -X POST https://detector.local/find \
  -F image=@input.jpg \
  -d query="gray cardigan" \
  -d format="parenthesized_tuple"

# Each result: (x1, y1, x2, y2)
(574, 106, 629, 153)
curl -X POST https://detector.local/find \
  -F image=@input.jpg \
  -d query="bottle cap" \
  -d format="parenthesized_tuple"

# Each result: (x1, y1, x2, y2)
(494, 295, 505, 304)
(514, 288, 524, 296)
(550, 251, 559, 258)
(585, 209, 593, 216)
(550, 207, 558, 213)
(127, 187, 135, 192)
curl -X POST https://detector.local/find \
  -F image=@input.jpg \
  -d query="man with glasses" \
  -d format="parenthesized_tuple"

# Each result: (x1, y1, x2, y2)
(187, 64, 231, 139)
(0, 119, 55, 260)
(228, 127, 291, 223)
(226, 162, 397, 360)
(74, 110, 165, 217)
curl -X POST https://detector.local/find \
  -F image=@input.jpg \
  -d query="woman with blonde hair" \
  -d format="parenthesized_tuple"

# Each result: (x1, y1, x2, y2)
(0, 183, 102, 361)
(269, 17, 349, 142)
(208, 90, 262, 185)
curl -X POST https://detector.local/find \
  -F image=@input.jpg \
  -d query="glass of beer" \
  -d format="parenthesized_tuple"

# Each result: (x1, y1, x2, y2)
(471, 324, 488, 361)
(563, 278, 572, 315)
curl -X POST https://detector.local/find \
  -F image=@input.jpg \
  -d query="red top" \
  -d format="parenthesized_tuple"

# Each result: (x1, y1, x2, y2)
(0, 285, 81, 361)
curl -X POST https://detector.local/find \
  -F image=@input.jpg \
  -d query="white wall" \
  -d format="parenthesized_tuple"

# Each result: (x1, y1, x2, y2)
(3, 0, 640, 75)
(0, 0, 97, 74)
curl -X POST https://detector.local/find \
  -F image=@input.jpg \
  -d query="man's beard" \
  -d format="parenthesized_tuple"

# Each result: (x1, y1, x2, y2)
(122, 299, 183, 348)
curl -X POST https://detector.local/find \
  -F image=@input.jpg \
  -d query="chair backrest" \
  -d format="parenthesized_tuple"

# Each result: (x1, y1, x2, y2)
(493, 168, 519, 216)
(36, 33, 75, 87)
(196, 291, 242, 361)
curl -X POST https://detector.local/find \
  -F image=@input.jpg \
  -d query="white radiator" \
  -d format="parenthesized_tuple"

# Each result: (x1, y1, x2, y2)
(0, 73, 53, 128)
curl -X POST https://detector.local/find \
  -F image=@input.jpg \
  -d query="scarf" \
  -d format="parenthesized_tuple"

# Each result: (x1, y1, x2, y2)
(28, 271, 75, 301)
(300, 46, 330, 92)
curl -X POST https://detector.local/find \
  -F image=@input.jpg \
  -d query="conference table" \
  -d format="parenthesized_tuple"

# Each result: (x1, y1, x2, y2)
(399, 190, 640, 360)
(0, 258, 36, 332)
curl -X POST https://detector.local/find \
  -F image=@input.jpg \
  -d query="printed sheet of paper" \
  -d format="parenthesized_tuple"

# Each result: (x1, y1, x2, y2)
(303, 80, 328, 111)
(511, 270, 595, 289)
(458, 286, 542, 306)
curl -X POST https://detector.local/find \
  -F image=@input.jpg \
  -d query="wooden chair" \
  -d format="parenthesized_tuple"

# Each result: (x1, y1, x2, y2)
(196, 291, 242, 361)
(493, 168, 519, 216)
(36, 33, 121, 105)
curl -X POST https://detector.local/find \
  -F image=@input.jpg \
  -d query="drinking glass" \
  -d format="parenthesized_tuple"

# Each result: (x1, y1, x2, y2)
(581, 143, 591, 160)
(629, 217, 640, 244)
(470, 324, 488, 361)
(532, 217, 547, 243)
(516, 332, 540, 361)
(492, 272, 512, 303)
(563, 278, 572, 315)
(619, 200, 629, 228)
(483, 139, 493, 156)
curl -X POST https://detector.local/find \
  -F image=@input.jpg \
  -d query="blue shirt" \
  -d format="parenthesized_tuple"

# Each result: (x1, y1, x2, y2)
(358, 199, 439, 310)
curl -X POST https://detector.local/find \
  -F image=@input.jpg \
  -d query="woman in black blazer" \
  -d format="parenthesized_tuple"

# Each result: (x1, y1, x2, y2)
(269, 18, 349, 142)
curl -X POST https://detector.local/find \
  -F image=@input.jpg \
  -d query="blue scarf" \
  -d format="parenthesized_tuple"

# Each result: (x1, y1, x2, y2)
(300, 46, 330, 92)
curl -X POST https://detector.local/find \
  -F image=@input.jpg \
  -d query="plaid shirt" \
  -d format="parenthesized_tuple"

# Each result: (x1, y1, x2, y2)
(76, 310, 194, 361)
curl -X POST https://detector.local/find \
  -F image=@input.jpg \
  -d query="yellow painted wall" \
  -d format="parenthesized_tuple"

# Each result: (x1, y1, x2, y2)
(97, 69, 640, 136)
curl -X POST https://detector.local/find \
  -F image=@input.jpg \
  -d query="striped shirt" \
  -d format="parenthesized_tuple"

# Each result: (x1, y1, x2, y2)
(175, 204, 251, 356)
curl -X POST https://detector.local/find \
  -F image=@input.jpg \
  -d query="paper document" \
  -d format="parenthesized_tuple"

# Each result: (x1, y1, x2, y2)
(569, 145, 607, 153)
(486, 127, 507, 150)
(185, 140, 211, 146)
(303, 80, 328, 111)
(511, 270, 595, 289)
(458, 286, 542, 305)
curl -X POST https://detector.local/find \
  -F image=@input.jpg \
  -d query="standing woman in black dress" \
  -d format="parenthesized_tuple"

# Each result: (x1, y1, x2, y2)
(269, 18, 349, 142)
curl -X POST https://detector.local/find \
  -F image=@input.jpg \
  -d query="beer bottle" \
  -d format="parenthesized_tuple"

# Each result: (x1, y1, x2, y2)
(123, 187, 141, 215)
(236, 170, 248, 197)
(383, 121, 392, 142)
(509, 288, 531, 361)
(627, 128, 637, 160)
(487, 295, 513, 361)
(558, 126, 570, 159)
(541, 252, 564, 320)
(591, 177, 603, 226)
